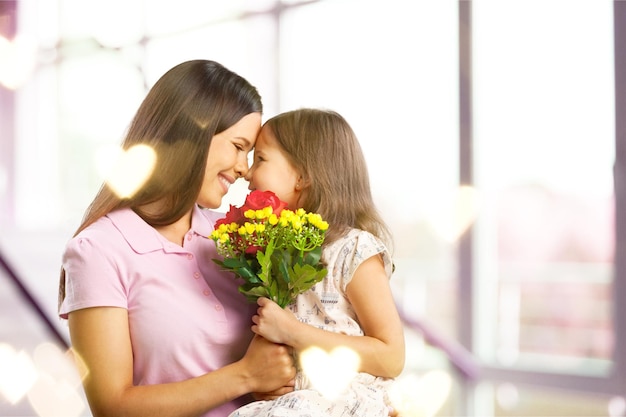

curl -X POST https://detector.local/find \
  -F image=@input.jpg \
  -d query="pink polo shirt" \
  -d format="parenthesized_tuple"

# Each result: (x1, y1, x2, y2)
(60, 205, 257, 417)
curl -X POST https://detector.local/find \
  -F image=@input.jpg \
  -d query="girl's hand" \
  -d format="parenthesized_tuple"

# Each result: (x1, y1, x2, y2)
(251, 297, 299, 344)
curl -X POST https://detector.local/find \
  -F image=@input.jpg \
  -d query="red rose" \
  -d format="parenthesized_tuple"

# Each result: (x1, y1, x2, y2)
(242, 190, 288, 215)
(215, 204, 245, 227)
(245, 245, 263, 255)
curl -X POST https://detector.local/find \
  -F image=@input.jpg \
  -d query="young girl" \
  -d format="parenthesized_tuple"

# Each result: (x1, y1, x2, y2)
(58, 60, 295, 417)
(230, 108, 405, 417)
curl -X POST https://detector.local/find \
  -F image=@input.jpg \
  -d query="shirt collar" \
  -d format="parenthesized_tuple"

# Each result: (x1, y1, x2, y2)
(107, 205, 215, 254)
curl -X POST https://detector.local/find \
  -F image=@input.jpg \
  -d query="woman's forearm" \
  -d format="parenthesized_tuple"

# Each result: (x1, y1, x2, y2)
(84, 365, 250, 417)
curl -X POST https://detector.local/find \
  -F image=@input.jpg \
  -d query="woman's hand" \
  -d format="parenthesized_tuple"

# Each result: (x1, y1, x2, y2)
(251, 297, 300, 344)
(252, 379, 296, 401)
(239, 335, 296, 393)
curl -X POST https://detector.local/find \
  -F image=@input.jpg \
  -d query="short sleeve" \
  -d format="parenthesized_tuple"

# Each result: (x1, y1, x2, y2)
(59, 233, 128, 319)
(334, 230, 393, 293)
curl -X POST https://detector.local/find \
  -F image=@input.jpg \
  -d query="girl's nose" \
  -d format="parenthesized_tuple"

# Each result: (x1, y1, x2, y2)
(244, 165, 255, 187)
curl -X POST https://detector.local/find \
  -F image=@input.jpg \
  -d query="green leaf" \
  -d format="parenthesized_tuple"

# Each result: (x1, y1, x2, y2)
(236, 266, 261, 283)
(289, 264, 327, 295)
(213, 255, 261, 283)
(302, 247, 323, 266)
(214, 232, 327, 309)
(240, 285, 270, 298)
(239, 286, 270, 303)
(256, 240, 275, 285)
(274, 250, 292, 285)
(221, 257, 249, 269)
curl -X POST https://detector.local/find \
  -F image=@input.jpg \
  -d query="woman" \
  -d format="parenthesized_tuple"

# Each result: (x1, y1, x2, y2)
(58, 60, 295, 417)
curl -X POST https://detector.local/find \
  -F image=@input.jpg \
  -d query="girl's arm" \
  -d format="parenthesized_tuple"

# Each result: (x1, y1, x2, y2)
(252, 254, 405, 378)
(69, 306, 295, 417)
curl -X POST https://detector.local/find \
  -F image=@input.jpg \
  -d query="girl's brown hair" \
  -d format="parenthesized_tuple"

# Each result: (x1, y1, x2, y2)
(264, 108, 393, 250)
(59, 60, 262, 309)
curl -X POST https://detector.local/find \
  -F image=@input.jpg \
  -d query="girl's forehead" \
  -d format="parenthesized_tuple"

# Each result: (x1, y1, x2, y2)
(255, 128, 279, 149)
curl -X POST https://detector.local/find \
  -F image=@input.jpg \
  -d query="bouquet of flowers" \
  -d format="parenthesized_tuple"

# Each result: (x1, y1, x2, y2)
(210, 190, 329, 308)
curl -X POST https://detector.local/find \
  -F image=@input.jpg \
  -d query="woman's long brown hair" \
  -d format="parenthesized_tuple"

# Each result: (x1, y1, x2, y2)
(58, 60, 262, 311)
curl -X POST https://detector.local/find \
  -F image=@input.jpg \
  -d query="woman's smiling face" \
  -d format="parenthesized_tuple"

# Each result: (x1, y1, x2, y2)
(199, 112, 261, 209)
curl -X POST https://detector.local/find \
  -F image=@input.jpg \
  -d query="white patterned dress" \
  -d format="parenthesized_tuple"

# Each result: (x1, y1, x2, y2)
(229, 228, 395, 417)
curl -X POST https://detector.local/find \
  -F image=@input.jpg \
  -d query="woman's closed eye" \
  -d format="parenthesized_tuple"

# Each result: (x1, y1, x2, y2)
(233, 138, 254, 153)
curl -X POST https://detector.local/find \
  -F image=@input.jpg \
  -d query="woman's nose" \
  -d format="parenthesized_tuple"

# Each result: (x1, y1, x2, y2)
(235, 155, 250, 179)
(243, 164, 255, 186)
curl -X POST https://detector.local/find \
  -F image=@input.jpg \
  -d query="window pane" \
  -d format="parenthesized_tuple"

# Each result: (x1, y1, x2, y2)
(475, 382, 624, 417)
(473, 0, 615, 372)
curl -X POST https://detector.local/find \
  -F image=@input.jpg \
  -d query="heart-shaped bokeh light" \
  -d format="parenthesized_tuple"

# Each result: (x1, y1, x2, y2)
(299, 346, 360, 399)
(428, 185, 480, 242)
(0, 343, 39, 404)
(388, 370, 452, 417)
(0, 35, 37, 90)
(31, 343, 88, 417)
(27, 373, 85, 417)
(99, 144, 157, 199)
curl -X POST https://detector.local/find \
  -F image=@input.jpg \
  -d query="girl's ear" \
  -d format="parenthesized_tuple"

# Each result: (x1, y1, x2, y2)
(295, 174, 311, 191)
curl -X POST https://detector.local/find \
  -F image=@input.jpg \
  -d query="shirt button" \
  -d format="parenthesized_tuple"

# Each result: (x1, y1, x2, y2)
(215, 304, 222, 311)
(186, 234, 192, 241)
(187, 254, 193, 260)
(203, 289, 211, 296)
(194, 272, 201, 279)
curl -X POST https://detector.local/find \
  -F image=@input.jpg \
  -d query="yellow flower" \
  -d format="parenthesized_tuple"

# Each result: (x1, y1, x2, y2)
(277, 210, 291, 225)
(307, 214, 329, 231)
(210, 190, 328, 308)
(261, 207, 273, 218)
(244, 222, 256, 234)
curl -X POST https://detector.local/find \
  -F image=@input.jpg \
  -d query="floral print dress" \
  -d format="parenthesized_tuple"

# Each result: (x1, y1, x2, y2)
(229, 228, 395, 417)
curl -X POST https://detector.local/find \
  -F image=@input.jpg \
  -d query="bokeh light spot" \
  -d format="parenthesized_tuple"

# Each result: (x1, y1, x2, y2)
(0, 343, 39, 404)
(299, 346, 360, 399)
(388, 371, 452, 417)
(100, 144, 157, 199)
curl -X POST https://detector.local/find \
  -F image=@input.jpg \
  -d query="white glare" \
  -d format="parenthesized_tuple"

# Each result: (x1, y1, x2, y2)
(0, 343, 39, 404)
(299, 346, 360, 399)
(0, 35, 37, 90)
(100, 144, 157, 199)
(388, 371, 452, 417)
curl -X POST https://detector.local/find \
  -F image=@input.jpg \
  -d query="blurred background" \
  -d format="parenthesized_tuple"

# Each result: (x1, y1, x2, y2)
(1, 0, 625, 416)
